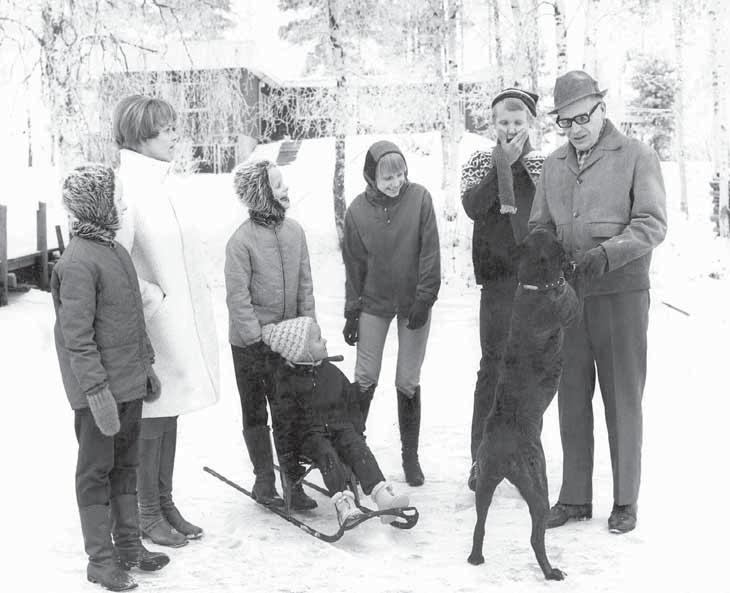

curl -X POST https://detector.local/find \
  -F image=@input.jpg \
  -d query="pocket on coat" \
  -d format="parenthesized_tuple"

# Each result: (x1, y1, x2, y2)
(588, 221, 626, 239)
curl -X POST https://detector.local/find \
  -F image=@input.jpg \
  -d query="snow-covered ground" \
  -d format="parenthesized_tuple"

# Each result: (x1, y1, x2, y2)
(1, 134, 728, 593)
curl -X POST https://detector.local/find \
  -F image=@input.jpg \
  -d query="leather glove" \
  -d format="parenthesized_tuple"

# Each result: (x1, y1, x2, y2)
(578, 245, 608, 280)
(342, 312, 359, 346)
(406, 299, 431, 330)
(87, 387, 120, 436)
(144, 367, 162, 403)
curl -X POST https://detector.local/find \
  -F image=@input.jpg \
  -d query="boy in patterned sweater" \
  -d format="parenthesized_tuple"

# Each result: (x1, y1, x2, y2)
(460, 88, 546, 491)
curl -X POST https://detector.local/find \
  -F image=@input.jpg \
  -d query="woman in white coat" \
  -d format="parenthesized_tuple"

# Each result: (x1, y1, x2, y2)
(114, 95, 220, 547)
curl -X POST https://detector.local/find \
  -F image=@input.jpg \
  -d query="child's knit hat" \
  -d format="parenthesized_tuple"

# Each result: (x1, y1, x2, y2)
(261, 316, 315, 363)
(62, 164, 120, 242)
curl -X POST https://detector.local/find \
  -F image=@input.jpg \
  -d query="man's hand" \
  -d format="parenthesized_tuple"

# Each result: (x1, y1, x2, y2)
(578, 245, 608, 280)
(496, 129, 528, 165)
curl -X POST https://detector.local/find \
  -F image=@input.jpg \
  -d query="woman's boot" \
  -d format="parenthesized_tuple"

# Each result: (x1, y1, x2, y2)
(397, 388, 425, 486)
(79, 504, 137, 591)
(138, 435, 188, 547)
(242, 426, 285, 507)
(159, 427, 203, 539)
(110, 494, 170, 571)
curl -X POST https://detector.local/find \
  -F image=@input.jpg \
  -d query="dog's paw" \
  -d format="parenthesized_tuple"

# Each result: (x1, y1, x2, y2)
(545, 568, 566, 581)
(467, 552, 485, 565)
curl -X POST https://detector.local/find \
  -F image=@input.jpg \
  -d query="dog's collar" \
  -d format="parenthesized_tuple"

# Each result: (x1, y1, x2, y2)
(519, 275, 566, 292)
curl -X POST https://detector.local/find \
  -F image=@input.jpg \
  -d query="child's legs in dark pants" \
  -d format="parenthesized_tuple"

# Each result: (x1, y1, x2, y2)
(300, 430, 349, 496)
(231, 345, 273, 431)
(75, 399, 142, 507)
(331, 424, 385, 495)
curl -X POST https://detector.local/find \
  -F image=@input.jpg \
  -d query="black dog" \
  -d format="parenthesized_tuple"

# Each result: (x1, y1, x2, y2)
(467, 229, 580, 580)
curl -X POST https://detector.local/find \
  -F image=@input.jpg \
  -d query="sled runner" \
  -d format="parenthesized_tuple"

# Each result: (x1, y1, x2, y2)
(203, 466, 418, 543)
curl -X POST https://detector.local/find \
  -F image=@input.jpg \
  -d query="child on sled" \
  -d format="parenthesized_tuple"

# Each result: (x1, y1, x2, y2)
(261, 316, 409, 527)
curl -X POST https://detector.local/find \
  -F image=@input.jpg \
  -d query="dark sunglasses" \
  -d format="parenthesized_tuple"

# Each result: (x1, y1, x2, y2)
(555, 102, 602, 129)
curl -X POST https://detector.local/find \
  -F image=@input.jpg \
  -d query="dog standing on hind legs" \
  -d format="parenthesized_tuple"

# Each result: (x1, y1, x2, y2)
(467, 229, 581, 581)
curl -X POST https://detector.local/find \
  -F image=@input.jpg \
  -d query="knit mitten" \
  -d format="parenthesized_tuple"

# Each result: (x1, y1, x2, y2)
(87, 387, 120, 436)
(145, 367, 162, 402)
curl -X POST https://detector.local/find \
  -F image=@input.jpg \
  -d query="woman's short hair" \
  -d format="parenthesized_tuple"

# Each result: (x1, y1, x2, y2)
(492, 97, 534, 122)
(112, 95, 177, 149)
(376, 152, 407, 179)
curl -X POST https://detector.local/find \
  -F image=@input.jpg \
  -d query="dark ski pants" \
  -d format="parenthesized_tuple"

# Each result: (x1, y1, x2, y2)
(231, 344, 277, 433)
(557, 290, 649, 507)
(299, 423, 385, 496)
(74, 399, 142, 507)
(470, 278, 517, 461)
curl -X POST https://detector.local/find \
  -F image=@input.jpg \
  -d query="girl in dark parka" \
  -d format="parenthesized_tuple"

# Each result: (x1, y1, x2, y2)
(342, 140, 441, 486)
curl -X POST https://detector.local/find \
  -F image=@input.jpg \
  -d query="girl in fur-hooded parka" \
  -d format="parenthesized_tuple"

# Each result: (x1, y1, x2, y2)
(225, 159, 317, 511)
(342, 140, 441, 488)
(52, 164, 168, 591)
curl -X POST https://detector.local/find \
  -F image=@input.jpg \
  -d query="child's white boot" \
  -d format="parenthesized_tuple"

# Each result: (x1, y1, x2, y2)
(371, 481, 409, 524)
(331, 491, 362, 527)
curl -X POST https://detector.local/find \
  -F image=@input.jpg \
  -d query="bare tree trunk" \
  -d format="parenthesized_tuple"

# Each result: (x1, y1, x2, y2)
(492, 0, 505, 88)
(709, 0, 729, 236)
(672, 0, 688, 218)
(553, 0, 568, 75)
(582, 0, 600, 75)
(326, 0, 348, 252)
(525, 0, 540, 92)
(509, 0, 525, 86)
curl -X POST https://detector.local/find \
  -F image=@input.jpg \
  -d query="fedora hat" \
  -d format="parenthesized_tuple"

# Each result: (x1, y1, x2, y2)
(549, 70, 607, 114)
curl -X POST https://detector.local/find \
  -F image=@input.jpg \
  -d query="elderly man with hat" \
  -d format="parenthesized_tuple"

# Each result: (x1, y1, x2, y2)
(461, 87, 546, 491)
(529, 71, 667, 533)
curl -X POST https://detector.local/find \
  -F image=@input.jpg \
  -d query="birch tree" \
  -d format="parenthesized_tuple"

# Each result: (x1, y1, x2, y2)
(709, 0, 729, 236)
(553, 0, 568, 75)
(582, 0, 600, 75)
(672, 0, 689, 217)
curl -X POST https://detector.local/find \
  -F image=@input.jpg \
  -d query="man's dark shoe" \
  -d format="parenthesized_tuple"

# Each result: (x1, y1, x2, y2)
(467, 461, 478, 492)
(608, 503, 637, 534)
(289, 483, 318, 510)
(546, 502, 593, 528)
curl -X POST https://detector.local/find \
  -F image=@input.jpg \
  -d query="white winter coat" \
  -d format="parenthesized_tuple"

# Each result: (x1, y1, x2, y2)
(116, 149, 220, 418)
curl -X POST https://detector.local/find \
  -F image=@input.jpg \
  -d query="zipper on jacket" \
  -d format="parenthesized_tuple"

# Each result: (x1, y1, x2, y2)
(274, 227, 286, 319)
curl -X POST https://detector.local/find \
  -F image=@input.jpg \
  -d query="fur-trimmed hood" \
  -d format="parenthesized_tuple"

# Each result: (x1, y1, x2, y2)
(62, 164, 120, 243)
(232, 159, 286, 224)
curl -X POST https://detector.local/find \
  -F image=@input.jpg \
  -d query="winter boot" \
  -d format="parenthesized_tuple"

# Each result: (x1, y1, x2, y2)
(289, 482, 318, 511)
(371, 481, 410, 524)
(608, 503, 637, 534)
(397, 388, 425, 486)
(110, 494, 170, 571)
(359, 385, 376, 431)
(79, 504, 137, 591)
(138, 435, 188, 547)
(242, 426, 285, 507)
(331, 491, 362, 527)
(546, 502, 593, 529)
(159, 429, 203, 539)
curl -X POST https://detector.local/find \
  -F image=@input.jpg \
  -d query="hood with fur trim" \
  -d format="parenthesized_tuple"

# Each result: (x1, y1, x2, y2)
(362, 140, 408, 193)
(232, 159, 286, 225)
(62, 164, 120, 243)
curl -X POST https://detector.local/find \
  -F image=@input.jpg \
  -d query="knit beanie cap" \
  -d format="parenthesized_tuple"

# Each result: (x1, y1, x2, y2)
(261, 316, 315, 363)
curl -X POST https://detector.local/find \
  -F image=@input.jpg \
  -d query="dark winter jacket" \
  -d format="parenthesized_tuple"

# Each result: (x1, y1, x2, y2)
(52, 236, 154, 410)
(275, 360, 363, 427)
(529, 120, 667, 296)
(460, 148, 545, 284)
(344, 141, 441, 318)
